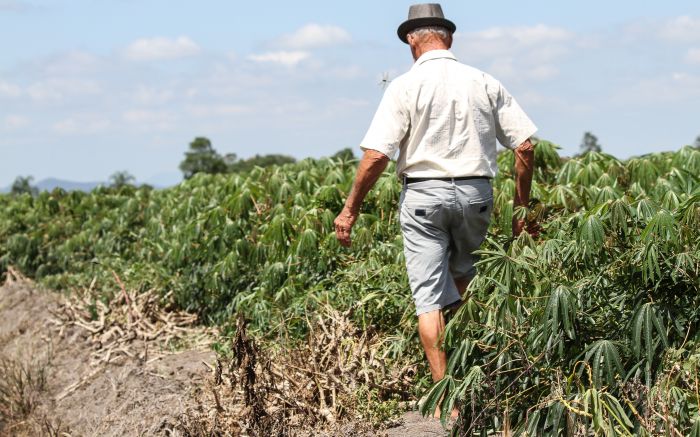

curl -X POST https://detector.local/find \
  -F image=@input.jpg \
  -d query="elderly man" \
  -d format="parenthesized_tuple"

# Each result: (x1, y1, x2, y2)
(334, 3, 537, 408)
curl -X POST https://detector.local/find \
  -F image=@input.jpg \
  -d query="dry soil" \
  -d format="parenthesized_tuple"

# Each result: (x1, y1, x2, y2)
(0, 278, 448, 436)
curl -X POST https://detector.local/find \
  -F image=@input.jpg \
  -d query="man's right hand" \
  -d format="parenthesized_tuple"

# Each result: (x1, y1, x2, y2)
(334, 150, 390, 247)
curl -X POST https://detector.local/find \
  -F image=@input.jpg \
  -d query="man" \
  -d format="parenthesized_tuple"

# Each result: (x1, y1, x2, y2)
(334, 3, 538, 415)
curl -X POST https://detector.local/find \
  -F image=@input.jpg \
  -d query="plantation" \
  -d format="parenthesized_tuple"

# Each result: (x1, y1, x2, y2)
(1, 142, 699, 435)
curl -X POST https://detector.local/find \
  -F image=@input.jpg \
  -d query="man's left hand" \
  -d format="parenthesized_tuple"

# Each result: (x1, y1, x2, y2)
(334, 207, 358, 247)
(512, 216, 527, 237)
(512, 216, 542, 238)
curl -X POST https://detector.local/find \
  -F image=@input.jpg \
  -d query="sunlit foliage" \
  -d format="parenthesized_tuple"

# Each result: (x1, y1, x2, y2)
(1, 143, 699, 434)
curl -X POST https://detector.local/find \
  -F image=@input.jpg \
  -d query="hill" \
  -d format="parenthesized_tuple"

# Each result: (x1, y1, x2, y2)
(0, 177, 176, 194)
(35, 178, 105, 192)
(0, 178, 105, 193)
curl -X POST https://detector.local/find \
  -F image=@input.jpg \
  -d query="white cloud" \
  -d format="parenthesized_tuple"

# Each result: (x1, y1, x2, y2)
(529, 64, 560, 80)
(456, 24, 571, 61)
(27, 82, 61, 101)
(186, 104, 250, 118)
(248, 51, 310, 67)
(276, 24, 351, 49)
(611, 72, 700, 105)
(27, 79, 101, 102)
(0, 80, 21, 98)
(471, 24, 570, 47)
(486, 59, 560, 82)
(3, 115, 29, 129)
(122, 109, 176, 130)
(322, 97, 370, 118)
(0, 0, 31, 11)
(454, 24, 571, 82)
(319, 64, 365, 80)
(685, 48, 700, 65)
(132, 85, 175, 105)
(124, 36, 201, 61)
(625, 16, 700, 44)
(658, 16, 700, 43)
(52, 116, 111, 135)
(43, 51, 101, 75)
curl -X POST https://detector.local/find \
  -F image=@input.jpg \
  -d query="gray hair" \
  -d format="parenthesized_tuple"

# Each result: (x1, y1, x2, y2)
(408, 25, 451, 41)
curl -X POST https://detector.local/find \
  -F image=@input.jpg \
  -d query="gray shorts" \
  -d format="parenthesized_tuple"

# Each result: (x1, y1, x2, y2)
(399, 178, 493, 315)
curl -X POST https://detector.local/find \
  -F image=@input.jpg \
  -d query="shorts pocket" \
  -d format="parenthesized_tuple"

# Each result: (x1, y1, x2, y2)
(402, 201, 443, 220)
(400, 202, 443, 222)
(466, 197, 493, 220)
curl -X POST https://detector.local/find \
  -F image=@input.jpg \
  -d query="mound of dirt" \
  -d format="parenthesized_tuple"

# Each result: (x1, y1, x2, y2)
(0, 272, 214, 436)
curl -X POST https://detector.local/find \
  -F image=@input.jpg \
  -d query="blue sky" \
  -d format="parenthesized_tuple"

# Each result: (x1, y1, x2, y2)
(1, 0, 699, 187)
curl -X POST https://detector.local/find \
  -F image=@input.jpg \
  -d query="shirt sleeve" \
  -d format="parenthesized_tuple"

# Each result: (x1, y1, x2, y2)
(486, 75, 538, 150)
(359, 80, 409, 159)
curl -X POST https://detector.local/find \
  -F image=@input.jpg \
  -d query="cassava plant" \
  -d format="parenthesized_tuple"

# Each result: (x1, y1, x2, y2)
(0, 143, 698, 434)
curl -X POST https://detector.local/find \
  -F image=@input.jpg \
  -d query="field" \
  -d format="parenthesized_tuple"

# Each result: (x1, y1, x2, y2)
(1, 142, 699, 435)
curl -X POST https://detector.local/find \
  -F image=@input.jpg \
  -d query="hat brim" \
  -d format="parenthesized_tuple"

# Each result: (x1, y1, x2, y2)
(397, 17, 456, 44)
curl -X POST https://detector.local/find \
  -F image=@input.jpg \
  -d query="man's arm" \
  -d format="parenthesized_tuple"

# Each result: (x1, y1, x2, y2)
(512, 138, 536, 236)
(334, 149, 390, 247)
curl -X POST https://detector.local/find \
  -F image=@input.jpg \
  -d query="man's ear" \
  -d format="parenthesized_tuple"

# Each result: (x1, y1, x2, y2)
(446, 33, 453, 49)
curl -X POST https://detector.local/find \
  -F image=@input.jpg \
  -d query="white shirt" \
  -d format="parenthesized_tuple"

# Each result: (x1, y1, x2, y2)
(360, 49, 537, 178)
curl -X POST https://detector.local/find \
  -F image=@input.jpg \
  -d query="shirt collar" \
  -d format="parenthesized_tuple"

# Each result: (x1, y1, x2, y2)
(412, 49, 457, 69)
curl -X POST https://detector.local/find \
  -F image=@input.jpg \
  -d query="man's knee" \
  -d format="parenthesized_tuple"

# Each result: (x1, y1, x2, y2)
(417, 310, 445, 341)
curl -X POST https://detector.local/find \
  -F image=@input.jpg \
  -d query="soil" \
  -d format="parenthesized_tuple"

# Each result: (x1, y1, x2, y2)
(385, 412, 451, 437)
(0, 278, 213, 436)
(0, 279, 449, 436)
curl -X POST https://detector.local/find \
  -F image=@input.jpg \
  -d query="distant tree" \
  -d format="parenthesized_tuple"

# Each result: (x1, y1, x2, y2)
(109, 171, 136, 188)
(694, 135, 700, 149)
(331, 147, 355, 161)
(579, 132, 602, 155)
(227, 154, 296, 173)
(11, 176, 38, 196)
(223, 153, 238, 167)
(179, 137, 227, 179)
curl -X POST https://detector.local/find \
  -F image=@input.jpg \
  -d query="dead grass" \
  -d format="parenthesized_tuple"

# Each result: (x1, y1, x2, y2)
(177, 307, 415, 436)
(0, 268, 51, 434)
(48, 271, 216, 368)
(0, 354, 50, 434)
(1, 267, 418, 435)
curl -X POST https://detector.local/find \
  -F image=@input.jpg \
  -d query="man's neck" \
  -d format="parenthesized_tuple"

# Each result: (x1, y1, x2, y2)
(412, 44, 450, 62)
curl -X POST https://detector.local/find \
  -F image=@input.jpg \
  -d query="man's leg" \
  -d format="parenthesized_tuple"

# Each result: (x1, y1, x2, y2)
(415, 275, 474, 381)
(418, 309, 447, 381)
(399, 181, 461, 418)
(418, 308, 460, 419)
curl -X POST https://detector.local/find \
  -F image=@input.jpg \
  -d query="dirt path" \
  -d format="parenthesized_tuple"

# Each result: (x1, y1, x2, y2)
(385, 412, 450, 437)
(0, 276, 449, 436)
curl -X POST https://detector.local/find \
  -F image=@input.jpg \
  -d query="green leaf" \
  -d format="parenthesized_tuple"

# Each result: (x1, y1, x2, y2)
(631, 302, 668, 366)
(584, 340, 624, 387)
(578, 213, 605, 250)
(418, 376, 452, 419)
(690, 418, 700, 437)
